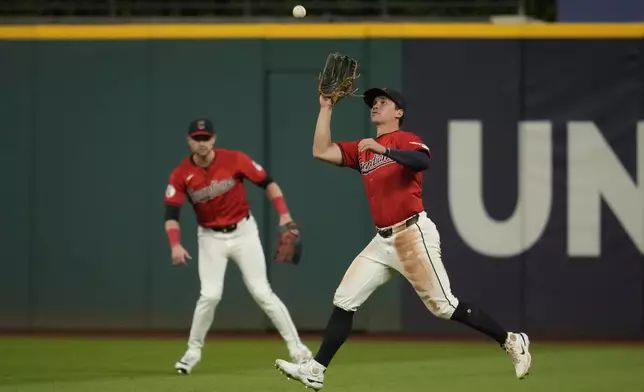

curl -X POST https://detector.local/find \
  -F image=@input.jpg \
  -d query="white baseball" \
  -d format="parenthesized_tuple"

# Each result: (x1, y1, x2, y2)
(292, 5, 306, 18)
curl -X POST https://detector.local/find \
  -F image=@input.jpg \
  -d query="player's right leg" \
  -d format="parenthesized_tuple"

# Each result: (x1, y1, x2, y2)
(175, 226, 230, 375)
(391, 213, 531, 379)
(275, 240, 393, 390)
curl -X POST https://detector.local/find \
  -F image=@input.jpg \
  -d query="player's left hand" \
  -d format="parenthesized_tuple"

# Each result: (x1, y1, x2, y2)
(358, 138, 387, 155)
(171, 244, 192, 266)
(279, 213, 293, 226)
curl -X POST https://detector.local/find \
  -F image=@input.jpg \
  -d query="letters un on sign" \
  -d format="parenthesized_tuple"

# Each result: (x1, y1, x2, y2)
(447, 120, 644, 258)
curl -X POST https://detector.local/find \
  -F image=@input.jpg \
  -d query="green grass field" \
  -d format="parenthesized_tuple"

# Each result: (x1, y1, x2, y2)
(0, 336, 643, 392)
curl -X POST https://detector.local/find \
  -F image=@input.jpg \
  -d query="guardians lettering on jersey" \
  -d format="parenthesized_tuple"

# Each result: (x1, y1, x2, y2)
(164, 149, 268, 228)
(359, 154, 395, 174)
(335, 130, 429, 228)
(187, 178, 237, 204)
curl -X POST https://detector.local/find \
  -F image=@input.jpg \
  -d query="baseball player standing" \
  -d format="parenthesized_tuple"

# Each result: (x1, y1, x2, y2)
(164, 118, 312, 374)
(274, 89, 532, 390)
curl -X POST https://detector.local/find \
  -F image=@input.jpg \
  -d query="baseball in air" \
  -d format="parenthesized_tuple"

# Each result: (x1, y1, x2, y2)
(292, 5, 306, 18)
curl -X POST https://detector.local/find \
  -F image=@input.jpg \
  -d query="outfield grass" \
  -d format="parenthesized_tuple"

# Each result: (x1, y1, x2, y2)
(0, 336, 642, 391)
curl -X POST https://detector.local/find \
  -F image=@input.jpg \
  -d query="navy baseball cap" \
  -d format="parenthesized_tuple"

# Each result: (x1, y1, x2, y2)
(363, 87, 406, 110)
(188, 118, 215, 137)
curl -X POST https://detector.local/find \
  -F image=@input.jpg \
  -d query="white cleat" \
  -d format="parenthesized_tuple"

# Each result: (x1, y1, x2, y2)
(289, 344, 313, 365)
(274, 358, 325, 391)
(174, 349, 201, 375)
(503, 332, 532, 379)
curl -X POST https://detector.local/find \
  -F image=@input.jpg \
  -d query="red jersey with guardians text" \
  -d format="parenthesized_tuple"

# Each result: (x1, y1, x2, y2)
(335, 130, 431, 228)
(164, 149, 268, 228)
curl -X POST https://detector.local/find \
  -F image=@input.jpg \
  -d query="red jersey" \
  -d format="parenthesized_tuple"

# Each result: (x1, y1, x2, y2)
(164, 148, 268, 228)
(336, 130, 431, 228)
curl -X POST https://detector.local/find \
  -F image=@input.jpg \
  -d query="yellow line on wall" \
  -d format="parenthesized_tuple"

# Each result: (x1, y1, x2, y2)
(0, 23, 643, 40)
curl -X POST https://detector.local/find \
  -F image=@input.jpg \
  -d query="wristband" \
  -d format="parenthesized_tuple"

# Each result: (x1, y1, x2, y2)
(272, 196, 289, 216)
(167, 228, 181, 247)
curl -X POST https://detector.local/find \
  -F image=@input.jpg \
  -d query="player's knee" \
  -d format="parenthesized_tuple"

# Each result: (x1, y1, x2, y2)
(433, 304, 456, 320)
(197, 292, 222, 307)
(332, 292, 359, 312)
(423, 296, 457, 320)
(249, 285, 274, 307)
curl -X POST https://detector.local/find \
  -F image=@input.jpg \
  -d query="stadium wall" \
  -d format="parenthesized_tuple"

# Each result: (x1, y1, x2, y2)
(0, 23, 642, 339)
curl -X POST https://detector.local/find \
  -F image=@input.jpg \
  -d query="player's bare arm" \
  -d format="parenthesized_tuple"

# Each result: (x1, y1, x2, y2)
(165, 206, 192, 266)
(239, 151, 296, 226)
(357, 138, 386, 154)
(312, 95, 343, 165)
(265, 181, 294, 225)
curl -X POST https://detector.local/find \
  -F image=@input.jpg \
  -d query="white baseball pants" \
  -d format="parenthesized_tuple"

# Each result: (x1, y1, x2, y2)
(186, 214, 304, 352)
(333, 211, 460, 319)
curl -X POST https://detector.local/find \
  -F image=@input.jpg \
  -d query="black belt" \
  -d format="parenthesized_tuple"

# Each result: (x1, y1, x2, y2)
(377, 214, 420, 238)
(208, 214, 250, 233)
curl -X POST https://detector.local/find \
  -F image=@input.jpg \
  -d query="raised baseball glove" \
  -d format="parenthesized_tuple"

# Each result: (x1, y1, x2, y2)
(273, 221, 303, 264)
(318, 52, 360, 105)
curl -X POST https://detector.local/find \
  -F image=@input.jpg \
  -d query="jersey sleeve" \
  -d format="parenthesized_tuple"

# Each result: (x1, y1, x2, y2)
(335, 140, 360, 170)
(236, 151, 269, 185)
(164, 169, 187, 207)
(397, 133, 432, 157)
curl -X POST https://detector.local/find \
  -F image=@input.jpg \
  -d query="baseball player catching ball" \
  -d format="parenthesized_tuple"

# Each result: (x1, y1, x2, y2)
(164, 118, 312, 374)
(274, 88, 532, 390)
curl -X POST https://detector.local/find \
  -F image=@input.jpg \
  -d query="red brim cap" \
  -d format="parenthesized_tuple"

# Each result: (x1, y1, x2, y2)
(188, 118, 215, 136)
(189, 130, 214, 137)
